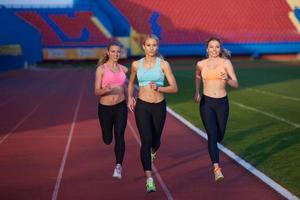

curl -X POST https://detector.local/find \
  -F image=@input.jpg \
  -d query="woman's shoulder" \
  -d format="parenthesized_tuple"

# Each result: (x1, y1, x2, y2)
(96, 64, 105, 72)
(196, 58, 207, 68)
(133, 57, 144, 63)
(220, 57, 232, 66)
(131, 60, 139, 67)
(133, 57, 145, 66)
(160, 58, 169, 65)
(159, 59, 171, 71)
(119, 64, 129, 73)
(131, 59, 141, 71)
(95, 65, 105, 77)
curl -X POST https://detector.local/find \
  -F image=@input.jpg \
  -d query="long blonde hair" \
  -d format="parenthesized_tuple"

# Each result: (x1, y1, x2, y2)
(205, 36, 231, 59)
(97, 42, 122, 66)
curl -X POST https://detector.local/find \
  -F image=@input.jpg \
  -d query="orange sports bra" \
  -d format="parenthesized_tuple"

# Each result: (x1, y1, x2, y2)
(201, 61, 226, 80)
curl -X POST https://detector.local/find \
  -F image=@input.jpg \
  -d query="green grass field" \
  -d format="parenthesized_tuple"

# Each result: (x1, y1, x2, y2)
(165, 59, 300, 197)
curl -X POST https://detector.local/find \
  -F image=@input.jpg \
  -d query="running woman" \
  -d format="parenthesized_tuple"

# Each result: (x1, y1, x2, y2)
(127, 34, 178, 192)
(194, 36, 239, 181)
(95, 42, 128, 179)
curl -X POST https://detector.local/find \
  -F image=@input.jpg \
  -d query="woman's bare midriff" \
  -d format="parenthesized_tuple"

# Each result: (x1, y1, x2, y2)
(138, 86, 164, 103)
(202, 80, 227, 98)
(99, 86, 126, 105)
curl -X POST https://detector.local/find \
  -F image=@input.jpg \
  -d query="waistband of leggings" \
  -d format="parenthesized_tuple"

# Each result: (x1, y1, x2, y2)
(137, 98, 166, 105)
(98, 100, 126, 108)
(202, 95, 228, 100)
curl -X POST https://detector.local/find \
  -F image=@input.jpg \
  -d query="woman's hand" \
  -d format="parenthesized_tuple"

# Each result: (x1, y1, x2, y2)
(102, 84, 113, 94)
(194, 93, 201, 103)
(149, 82, 159, 91)
(220, 72, 229, 81)
(128, 96, 136, 112)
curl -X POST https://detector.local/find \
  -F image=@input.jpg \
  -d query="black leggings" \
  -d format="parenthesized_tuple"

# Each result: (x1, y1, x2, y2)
(135, 99, 166, 171)
(98, 100, 127, 165)
(200, 95, 229, 164)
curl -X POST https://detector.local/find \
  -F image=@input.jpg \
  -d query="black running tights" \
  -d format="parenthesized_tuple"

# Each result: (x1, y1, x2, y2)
(98, 100, 127, 165)
(200, 95, 229, 164)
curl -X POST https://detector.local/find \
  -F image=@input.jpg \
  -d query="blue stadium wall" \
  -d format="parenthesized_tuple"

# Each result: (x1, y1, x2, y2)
(159, 42, 300, 57)
(0, 0, 300, 71)
(0, 7, 42, 71)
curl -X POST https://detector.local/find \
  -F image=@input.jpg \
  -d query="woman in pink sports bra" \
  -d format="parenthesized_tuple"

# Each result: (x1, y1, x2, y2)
(194, 36, 239, 181)
(95, 42, 128, 179)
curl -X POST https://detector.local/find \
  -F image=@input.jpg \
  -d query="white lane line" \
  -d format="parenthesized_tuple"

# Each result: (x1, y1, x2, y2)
(127, 120, 174, 200)
(245, 88, 300, 102)
(231, 100, 300, 128)
(51, 73, 86, 200)
(0, 69, 57, 108)
(0, 71, 70, 145)
(167, 107, 300, 200)
(0, 99, 46, 145)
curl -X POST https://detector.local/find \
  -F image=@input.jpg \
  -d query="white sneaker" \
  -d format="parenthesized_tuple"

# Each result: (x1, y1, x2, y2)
(112, 164, 122, 179)
(214, 167, 224, 181)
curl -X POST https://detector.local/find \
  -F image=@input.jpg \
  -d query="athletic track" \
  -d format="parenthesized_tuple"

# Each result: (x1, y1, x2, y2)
(0, 69, 289, 199)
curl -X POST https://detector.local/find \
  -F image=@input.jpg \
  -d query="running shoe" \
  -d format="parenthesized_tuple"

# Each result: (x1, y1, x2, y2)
(214, 167, 224, 181)
(146, 178, 156, 193)
(112, 164, 122, 179)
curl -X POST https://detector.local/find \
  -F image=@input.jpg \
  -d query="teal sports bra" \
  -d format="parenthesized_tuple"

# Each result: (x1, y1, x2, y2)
(137, 58, 164, 87)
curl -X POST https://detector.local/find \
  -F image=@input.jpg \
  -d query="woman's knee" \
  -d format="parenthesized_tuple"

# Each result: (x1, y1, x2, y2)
(217, 135, 224, 142)
(103, 137, 112, 145)
(217, 130, 225, 142)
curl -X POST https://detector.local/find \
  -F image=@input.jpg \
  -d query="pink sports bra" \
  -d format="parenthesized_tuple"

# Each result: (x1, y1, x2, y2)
(101, 64, 126, 87)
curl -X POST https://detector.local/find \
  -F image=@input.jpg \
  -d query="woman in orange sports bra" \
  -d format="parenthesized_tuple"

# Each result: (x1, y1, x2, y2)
(194, 36, 239, 181)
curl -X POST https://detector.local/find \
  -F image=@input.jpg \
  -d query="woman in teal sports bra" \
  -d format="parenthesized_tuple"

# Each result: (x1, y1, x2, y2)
(128, 34, 178, 193)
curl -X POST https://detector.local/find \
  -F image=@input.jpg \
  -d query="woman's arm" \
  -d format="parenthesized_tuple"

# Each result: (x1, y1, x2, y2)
(157, 60, 177, 93)
(127, 61, 138, 112)
(94, 66, 112, 96)
(224, 60, 239, 88)
(122, 65, 129, 98)
(194, 61, 202, 103)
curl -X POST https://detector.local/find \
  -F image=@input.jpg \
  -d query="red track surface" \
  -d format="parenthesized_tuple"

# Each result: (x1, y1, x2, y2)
(0, 69, 285, 200)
